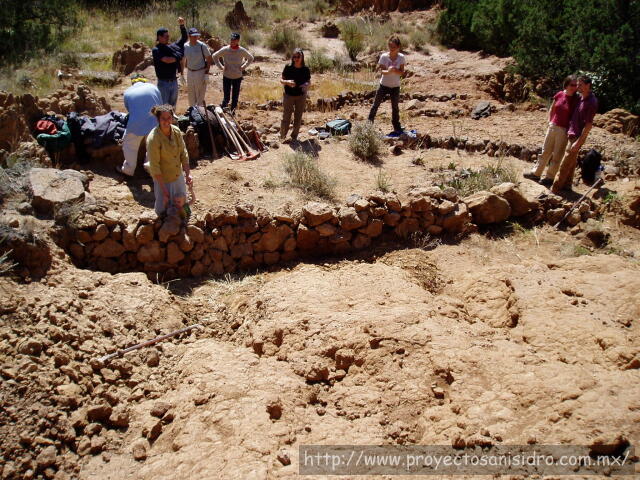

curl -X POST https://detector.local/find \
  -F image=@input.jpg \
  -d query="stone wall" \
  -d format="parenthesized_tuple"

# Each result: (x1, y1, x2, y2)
(58, 182, 593, 280)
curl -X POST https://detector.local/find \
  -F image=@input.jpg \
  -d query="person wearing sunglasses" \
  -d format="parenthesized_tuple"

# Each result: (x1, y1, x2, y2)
(280, 48, 311, 143)
(524, 75, 579, 186)
(552, 76, 598, 193)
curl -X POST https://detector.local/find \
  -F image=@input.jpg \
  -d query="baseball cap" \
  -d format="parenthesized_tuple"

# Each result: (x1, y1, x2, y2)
(188, 27, 201, 36)
(230, 32, 240, 40)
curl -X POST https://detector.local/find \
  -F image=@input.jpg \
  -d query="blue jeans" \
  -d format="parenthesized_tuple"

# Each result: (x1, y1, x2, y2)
(157, 79, 178, 108)
(221, 76, 242, 111)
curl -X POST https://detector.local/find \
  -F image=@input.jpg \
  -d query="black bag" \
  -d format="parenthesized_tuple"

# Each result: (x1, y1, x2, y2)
(187, 105, 222, 156)
(580, 149, 602, 185)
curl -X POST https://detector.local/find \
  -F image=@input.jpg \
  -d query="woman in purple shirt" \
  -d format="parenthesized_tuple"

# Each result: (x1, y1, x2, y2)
(524, 75, 579, 186)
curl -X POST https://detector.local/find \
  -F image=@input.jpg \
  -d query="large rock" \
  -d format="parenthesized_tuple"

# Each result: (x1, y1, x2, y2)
(254, 224, 292, 252)
(225, 1, 255, 29)
(112, 43, 150, 76)
(442, 203, 471, 233)
(302, 202, 335, 227)
(321, 22, 340, 38)
(490, 182, 538, 217)
(594, 108, 639, 138)
(338, 206, 366, 231)
(93, 239, 125, 258)
(29, 168, 88, 215)
(463, 191, 511, 224)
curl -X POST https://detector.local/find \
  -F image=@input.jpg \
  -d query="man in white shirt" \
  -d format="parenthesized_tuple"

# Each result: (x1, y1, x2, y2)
(182, 28, 213, 107)
(367, 35, 405, 134)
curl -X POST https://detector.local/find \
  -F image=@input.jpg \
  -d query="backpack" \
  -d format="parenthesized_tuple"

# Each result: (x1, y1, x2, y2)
(35, 120, 57, 135)
(325, 118, 351, 136)
(580, 149, 602, 185)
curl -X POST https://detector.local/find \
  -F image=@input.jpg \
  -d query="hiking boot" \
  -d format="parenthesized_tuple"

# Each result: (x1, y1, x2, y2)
(523, 172, 540, 181)
(539, 177, 553, 187)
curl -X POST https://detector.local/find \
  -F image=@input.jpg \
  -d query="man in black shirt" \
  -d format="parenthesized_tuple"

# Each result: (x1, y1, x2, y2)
(152, 17, 187, 108)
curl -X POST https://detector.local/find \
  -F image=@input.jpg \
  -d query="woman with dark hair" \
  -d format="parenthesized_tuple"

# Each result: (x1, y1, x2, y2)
(146, 104, 192, 217)
(368, 35, 405, 134)
(280, 48, 311, 143)
(524, 75, 579, 186)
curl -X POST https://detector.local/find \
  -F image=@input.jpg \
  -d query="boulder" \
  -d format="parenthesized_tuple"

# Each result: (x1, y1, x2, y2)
(93, 239, 125, 258)
(297, 224, 320, 250)
(471, 101, 492, 120)
(166, 242, 185, 264)
(254, 224, 292, 252)
(158, 215, 181, 243)
(594, 108, 639, 138)
(490, 182, 538, 216)
(302, 202, 335, 226)
(29, 168, 88, 215)
(442, 203, 471, 233)
(225, 1, 255, 29)
(463, 191, 511, 224)
(112, 43, 149, 75)
(338, 206, 366, 230)
(137, 241, 165, 263)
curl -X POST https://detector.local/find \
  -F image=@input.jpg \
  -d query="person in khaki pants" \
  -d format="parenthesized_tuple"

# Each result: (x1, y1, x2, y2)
(551, 76, 598, 194)
(524, 75, 578, 187)
(280, 48, 311, 143)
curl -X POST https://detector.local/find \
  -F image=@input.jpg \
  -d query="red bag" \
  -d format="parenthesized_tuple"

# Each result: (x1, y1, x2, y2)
(35, 120, 57, 135)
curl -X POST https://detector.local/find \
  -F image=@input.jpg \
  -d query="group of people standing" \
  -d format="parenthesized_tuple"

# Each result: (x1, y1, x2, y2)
(151, 17, 254, 112)
(525, 75, 598, 193)
(116, 16, 595, 223)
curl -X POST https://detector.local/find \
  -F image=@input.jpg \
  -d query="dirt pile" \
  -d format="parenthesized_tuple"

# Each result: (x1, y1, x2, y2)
(225, 1, 256, 30)
(112, 43, 152, 76)
(594, 108, 640, 138)
(0, 267, 188, 479)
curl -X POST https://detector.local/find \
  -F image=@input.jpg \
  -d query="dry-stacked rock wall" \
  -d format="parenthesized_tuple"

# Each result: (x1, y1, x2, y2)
(58, 182, 594, 280)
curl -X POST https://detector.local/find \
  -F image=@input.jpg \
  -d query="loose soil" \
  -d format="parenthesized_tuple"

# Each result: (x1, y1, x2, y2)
(1, 7, 639, 480)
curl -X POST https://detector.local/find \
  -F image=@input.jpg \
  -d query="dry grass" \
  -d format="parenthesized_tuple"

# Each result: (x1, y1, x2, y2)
(438, 158, 519, 197)
(374, 169, 392, 192)
(282, 151, 336, 200)
(349, 121, 384, 164)
(242, 78, 282, 103)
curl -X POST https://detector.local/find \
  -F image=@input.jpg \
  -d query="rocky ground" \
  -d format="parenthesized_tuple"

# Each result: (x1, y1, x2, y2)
(1, 5, 640, 480)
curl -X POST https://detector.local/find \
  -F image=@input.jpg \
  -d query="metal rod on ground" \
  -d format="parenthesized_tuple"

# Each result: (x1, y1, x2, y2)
(214, 107, 245, 160)
(202, 101, 219, 160)
(226, 109, 258, 150)
(554, 178, 603, 229)
(221, 111, 259, 160)
(212, 107, 241, 160)
(96, 324, 203, 363)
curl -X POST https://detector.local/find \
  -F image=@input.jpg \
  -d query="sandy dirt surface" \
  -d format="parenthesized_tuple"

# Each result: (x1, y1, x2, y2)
(1, 6, 640, 480)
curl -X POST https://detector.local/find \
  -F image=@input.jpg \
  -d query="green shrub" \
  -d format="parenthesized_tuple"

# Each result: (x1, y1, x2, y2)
(375, 169, 392, 193)
(409, 28, 431, 53)
(349, 121, 384, 163)
(436, 0, 640, 113)
(439, 159, 518, 197)
(340, 20, 365, 61)
(267, 26, 306, 57)
(307, 50, 333, 74)
(0, 0, 81, 62)
(283, 151, 336, 200)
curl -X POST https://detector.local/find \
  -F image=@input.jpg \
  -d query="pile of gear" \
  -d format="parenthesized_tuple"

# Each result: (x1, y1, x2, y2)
(33, 111, 127, 162)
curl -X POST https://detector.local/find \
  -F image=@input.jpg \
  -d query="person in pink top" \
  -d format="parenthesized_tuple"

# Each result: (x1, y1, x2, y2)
(524, 75, 579, 186)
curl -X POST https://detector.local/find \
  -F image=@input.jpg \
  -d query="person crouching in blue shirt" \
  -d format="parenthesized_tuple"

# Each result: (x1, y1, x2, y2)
(116, 73, 163, 177)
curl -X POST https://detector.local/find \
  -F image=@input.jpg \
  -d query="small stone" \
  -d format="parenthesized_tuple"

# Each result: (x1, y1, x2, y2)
(266, 396, 283, 420)
(87, 403, 112, 422)
(146, 350, 160, 367)
(150, 402, 171, 418)
(194, 394, 209, 406)
(36, 445, 57, 469)
(277, 449, 291, 466)
(132, 439, 148, 461)
(90, 435, 106, 454)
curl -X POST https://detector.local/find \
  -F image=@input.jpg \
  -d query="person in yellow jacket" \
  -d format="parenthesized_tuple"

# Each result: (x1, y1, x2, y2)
(146, 104, 192, 216)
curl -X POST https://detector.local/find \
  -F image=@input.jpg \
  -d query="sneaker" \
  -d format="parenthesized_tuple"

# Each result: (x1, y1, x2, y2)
(539, 178, 553, 187)
(523, 172, 540, 181)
